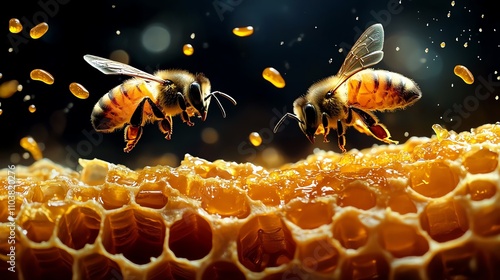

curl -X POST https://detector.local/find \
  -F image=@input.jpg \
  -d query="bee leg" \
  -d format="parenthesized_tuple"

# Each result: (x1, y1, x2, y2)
(158, 116, 173, 140)
(350, 107, 398, 145)
(321, 113, 330, 143)
(336, 119, 347, 153)
(124, 125, 143, 153)
(176, 92, 194, 126)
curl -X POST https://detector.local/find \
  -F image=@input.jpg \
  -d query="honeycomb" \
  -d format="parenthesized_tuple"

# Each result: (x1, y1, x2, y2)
(1, 123, 500, 280)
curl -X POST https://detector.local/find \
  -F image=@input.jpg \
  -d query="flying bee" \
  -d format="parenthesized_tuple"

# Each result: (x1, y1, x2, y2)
(274, 23, 421, 152)
(84, 54, 237, 152)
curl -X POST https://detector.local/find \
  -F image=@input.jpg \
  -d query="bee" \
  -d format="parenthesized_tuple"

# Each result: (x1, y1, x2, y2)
(273, 23, 421, 152)
(84, 54, 237, 152)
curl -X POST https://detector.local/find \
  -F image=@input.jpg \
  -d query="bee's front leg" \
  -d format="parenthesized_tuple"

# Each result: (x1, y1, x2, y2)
(176, 92, 194, 126)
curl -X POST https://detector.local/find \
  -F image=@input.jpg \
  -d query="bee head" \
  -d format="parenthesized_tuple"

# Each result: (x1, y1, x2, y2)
(293, 97, 320, 143)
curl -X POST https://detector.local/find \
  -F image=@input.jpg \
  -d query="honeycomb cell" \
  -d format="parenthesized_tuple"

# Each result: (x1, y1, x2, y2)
(102, 208, 165, 264)
(427, 242, 500, 280)
(409, 161, 459, 198)
(169, 211, 213, 260)
(341, 253, 389, 280)
(473, 206, 500, 237)
(18, 205, 55, 242)
(21, 247, 73, 279)
(135, 182, 168, 209)
(200, 181, 250, 218)
(77, 253, 122, 280)
(247, 177, 281, 206)
(57, 206, 101, 250)
(67, 186, 99, 202)
(467, 179, 496, 200)
(285, 200, 334, 229)
(34, 180, 69, 203)
(80, 159, 108, 186)
(420, 200, 469, 242)
(463, 148, 498, 174)
(202, 261, 246, 280)
(99, 183, 131, 210)
(298, 238, 339, 273)
(338, 182, 376, 210)
(332, 213, 368, 249)
(238, 215, 296, 272)
(377, 221, 429, 258)
(387, 191, 417, 214)
(393, 266, 423, 280)
(147, 260, 196, 280)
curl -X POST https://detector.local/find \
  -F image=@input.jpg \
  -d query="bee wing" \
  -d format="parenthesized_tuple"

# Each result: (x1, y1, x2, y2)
(330, 23, 385, 92)
(83, 54, 166, 84)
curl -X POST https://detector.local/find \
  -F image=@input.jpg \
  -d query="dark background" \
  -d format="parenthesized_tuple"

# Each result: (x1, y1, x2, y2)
(1, 0, 499, 170)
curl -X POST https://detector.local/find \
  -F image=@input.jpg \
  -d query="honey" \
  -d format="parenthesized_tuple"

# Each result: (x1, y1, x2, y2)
(182, 43, 194, 56)
(30, 69, 54, 85)
(262, 67, 286, 88)
(8, 18, 22, 33)
(69, 82, 89, 99)
(454, 65, 474, 84)
(29, 22, 49, 39)
(232, 26, 254, 37)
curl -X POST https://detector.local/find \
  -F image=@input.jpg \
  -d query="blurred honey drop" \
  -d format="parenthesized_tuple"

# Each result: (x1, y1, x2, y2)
(262, 67, 285, 88)
(232, 26, 254, 37)
(440, 42, 446, 48)
(20, 136, 43, 160)
(28, 104, 36, 113)
(0, 109, 3, 116)
(249, 132, 262, 147)
(30, 22, 49, 39)
(9, 18, 23, 33)
(183, 44, 194, 56)
(30, 69, 54, 85)
(69, 82, 89, 99)
(0, 80, 19, 98)
(454, 65, 474, 84)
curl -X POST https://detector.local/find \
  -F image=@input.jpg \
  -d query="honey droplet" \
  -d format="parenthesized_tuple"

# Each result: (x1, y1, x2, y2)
(28, 104, 36, 113)
(0, 109, 3, 115)
(0, 80, 19, 98)
(440, 42, 446, 48)
(183, 44, 194, 56)
(262, 67, 285, 88)
(69, 82, 89, 99)
(30, 69, 54, 85)
(454, 65, 474, 84)
(9, 18, 23, 33)
(20, 136, 43, 160)
(432, 124, 449, 140)
(30, 22, 49, 39)
(232, 26, 254, 37)
(249, 132, 262, 147)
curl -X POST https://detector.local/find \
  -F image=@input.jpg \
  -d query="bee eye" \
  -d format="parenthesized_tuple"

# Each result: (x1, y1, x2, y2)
(326, 92, 332, 98)
(303, 103, 317, 128)
(189, 83, 203, 106)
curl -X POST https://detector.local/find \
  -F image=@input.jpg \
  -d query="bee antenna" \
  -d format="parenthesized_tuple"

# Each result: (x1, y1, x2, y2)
(273, 113, 304, 133)
(205, 91, 237, 118)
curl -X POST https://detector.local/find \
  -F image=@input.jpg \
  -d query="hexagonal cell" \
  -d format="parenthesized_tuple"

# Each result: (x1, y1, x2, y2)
(377, 221, 429, 258)
(409, 161, 459, 198)
(67, 186, 99, 202)
(427, 242, 500, 280)
(340, 253, 389, 280)
(77, 253, 122, 280)
(298, 238, 339, 273)
(18, 205, 56, 242)
(169, 211, 213, 260)
(285, 200, 334, 229)
(393, 266, 424, 280)
(332, 213, 369, 249)
(463, 148, 498, 174)
(57, 206, 101, 250)
(146, 260, 196, 280)
(33, 180, 70, 203)
(238, 215, 296, 272)
(198, 181, 250, 218)
(80, 159, 108, 186)
(202, 261, 245, 280)
(420, 200, 469, 242)
(467, 179, 497, 201)
(387, 191, 417, 214)
(102, 208, 165, 264)
(338, 182, 376, 210)
(135, 182, 168, 209)
(472, 206, 500, 237)
(20, 247, 73, 279)
(246, 176, 281, 206)
(99, 183, 131, 210)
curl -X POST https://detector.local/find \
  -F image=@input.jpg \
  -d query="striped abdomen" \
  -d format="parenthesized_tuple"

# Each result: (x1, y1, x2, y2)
(91, 79, 156, 132)
(345, 69, 421, 111)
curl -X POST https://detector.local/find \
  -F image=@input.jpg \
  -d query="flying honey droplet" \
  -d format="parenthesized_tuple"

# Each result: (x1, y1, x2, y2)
(454, 65, 474, 84)
(249, 132, 262, 147)
(20, 136, 43, 160)
(262, 67, 285, 88)
(30, 69, 54, 85)
(9, 18, 23, 33)
(0, 109, 3, 116)
(440, 42, 446, 48)
(28, 104, 36, 113)
(232, 26, 254, 37)
(183, 44, 194, 56)
(30, 22, 49, 39)
(69, 82, 89, 99)
(0, 80, 19, 98)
